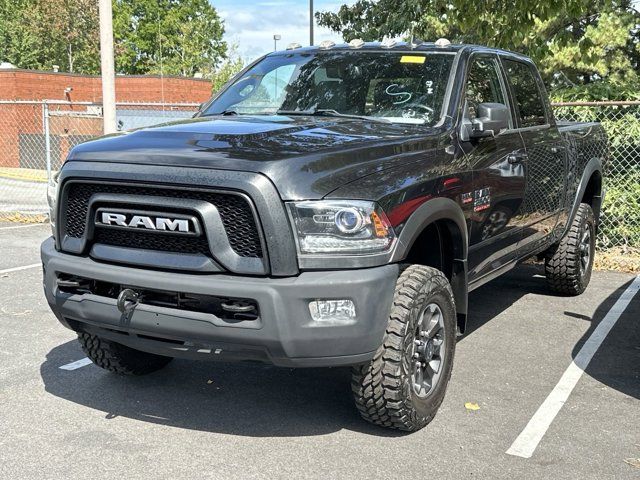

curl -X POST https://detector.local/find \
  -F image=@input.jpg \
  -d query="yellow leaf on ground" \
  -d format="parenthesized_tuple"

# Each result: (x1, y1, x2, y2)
(624, 458, 640, 469)
(465, 402, 480, 411)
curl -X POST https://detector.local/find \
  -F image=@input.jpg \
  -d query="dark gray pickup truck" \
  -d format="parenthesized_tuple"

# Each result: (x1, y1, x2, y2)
(42, 41, 608, 431)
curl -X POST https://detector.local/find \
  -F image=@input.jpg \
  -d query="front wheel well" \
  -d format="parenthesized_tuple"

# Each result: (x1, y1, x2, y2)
(404, 221, 454, 279)
(402, 219, 467, 333)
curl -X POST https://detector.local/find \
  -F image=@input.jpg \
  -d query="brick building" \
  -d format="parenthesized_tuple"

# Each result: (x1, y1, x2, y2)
(0, 68, 213, 169)
(0, 68, 212, 103)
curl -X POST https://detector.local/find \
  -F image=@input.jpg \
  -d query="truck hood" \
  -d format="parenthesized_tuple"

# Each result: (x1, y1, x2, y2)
(67, 115, 442, 199)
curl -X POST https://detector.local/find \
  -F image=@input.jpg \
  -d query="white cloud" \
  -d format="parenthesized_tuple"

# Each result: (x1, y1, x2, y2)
(215, 0, 356, 62)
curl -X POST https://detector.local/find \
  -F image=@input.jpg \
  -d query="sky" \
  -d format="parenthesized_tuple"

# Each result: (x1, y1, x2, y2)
(211, 0, 357, 62)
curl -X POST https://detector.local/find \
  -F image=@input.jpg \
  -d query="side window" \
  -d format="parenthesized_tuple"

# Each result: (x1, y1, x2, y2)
(502, 59, 547, 127)
(465, 56, 507, 121)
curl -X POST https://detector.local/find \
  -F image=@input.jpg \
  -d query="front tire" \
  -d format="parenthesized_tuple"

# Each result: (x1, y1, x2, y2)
(545, 202, 596, 296)
(351, 265, 457, 431)
(78, 333, 173, 375)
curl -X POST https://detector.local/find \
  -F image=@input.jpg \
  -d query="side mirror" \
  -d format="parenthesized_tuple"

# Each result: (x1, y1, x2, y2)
(460, 102, 510, 141)
(470, 103, 509, 137)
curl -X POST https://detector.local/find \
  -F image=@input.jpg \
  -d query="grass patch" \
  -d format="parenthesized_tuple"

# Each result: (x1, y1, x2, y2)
(595, 246, 640, 274)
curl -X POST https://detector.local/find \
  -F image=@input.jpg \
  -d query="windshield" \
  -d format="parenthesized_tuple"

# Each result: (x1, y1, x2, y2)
(203, 51, 455, 126)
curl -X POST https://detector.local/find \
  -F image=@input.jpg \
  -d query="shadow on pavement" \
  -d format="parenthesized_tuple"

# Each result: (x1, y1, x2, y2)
(462, 263, 549, 338)
(39, 264, 638, 436)
(568, 278, 639, 400)
(41, 340, 402, 437)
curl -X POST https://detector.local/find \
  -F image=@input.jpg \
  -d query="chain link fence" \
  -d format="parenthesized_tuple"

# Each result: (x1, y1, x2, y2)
(552, 101, 640, 250)
(0, 100, 199, 220)
(0, 99, 637, 252)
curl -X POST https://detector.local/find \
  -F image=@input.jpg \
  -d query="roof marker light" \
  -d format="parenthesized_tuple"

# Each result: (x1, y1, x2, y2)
(435, 38, 451, 47)
(349, 38, 365, 49)
(318, 40, 336, 49)
(286, 42, 302, 50)
(380, 38, 397, 48)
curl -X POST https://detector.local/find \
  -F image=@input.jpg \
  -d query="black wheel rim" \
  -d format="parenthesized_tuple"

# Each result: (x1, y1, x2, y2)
(410, 303, 446, 398)
(579, 223, 592, 277)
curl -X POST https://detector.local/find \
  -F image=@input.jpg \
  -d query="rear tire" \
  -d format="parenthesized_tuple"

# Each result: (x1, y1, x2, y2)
(544, 203, 595, 296)
(78, 333, 172, 375)
(351, 265, 456, 431)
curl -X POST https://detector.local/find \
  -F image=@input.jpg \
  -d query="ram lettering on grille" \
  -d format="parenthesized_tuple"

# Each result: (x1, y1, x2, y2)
(99, 212, 192, 233)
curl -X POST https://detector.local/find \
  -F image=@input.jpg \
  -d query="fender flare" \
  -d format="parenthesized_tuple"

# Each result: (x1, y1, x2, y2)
(391, 197, 468, 262)
(564, 157, 603, 238)
(390, 197, 469, 331)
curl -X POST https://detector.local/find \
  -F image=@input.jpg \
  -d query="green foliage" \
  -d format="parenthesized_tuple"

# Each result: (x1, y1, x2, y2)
(113, 0, 227, 77)
(0, 0, 45, 70)
(211, 46, 245, 94)
(553, 102, 640, 249)
(0, 0, 99, 73)
(317, 1, 640, 94)
(0, 0, 227, 77)
(550, 81, 640, 102)
(40, 0, 101, 73)
(599, 168, 640, 248)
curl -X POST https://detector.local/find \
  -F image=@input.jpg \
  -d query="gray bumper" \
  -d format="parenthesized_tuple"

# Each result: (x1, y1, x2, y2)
(41, 237, 398, 367)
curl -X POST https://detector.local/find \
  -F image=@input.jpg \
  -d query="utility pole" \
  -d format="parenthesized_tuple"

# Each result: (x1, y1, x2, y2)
(99, 0, 117, 134)
(309, 0, 314, 46)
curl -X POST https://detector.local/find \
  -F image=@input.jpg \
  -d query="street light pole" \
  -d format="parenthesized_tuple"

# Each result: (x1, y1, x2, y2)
(98, 0, 116, 134)
(273, 34, 281, 51)
(309, 0, 314, 45)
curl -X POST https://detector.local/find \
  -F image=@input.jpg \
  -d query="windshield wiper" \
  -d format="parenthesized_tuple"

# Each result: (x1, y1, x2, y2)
(276, 109, 390, 123)
(200, 109, 239, 117)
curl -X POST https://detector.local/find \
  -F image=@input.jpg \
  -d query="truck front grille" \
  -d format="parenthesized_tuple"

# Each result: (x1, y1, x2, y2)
(62, 182, 264, 258)
(93, 228, 212, 255)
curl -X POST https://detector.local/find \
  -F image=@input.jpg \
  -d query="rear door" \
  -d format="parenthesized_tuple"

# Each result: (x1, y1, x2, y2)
(500, 57, 567, 257)
(463, 53, 528, 283)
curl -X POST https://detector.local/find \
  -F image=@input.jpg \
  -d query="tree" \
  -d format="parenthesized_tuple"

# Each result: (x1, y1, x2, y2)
(0, 0, 44, 69)
(113, 0, 227, 77)
(0, 0, 100, 73)
(37, 0, 100, 73)
(316, 0, 640, 97)
(211, 45, 245, 93)
(0, 0, 228, 78)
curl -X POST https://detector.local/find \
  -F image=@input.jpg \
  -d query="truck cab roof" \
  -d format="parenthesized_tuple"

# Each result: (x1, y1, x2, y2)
(266, 41, 532, 62)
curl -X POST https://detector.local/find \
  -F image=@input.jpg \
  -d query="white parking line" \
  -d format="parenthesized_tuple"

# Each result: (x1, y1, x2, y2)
(506, 275, 640, 459)
(0, 263, 40, 275)
(59, 358, 92, 371)
(0, 223, 47, 231)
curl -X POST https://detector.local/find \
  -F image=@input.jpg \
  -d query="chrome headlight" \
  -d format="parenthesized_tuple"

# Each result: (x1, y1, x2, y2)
(46, 171, 60, 237)
(287, 200, 396, 255)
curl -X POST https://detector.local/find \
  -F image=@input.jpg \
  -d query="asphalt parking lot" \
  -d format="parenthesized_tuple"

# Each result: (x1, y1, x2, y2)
(0, 223, 638, 479)
(0, 178, 48, 215)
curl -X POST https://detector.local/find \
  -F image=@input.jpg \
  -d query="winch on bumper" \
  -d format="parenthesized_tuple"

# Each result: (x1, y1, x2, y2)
(41, 238, 398, 367)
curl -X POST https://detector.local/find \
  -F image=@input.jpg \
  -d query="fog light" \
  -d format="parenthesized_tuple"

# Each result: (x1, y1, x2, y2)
(309, 299, 356, 322)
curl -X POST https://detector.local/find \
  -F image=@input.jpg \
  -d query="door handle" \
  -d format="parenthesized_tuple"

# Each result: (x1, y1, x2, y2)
(508, 153, 527, 164)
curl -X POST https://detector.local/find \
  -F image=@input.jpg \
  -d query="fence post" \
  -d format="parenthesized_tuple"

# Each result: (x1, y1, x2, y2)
(43, 102, 52, 182)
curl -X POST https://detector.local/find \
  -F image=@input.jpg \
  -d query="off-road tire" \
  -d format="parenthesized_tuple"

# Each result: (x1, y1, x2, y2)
(351, 265, 457, 431)
(545, 202, 596, 296)
(78, 333, 173, 375)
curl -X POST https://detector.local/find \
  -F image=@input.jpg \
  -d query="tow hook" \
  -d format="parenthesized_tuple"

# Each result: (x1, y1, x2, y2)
(117, 288, 141, 314)
(221, 299, 256, 313)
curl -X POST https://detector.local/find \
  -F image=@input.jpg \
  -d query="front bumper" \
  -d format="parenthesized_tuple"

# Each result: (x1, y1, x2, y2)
(41, 237, 398, 367)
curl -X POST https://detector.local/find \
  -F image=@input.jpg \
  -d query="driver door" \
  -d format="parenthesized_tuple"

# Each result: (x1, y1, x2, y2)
(462, 54, 528, 285)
